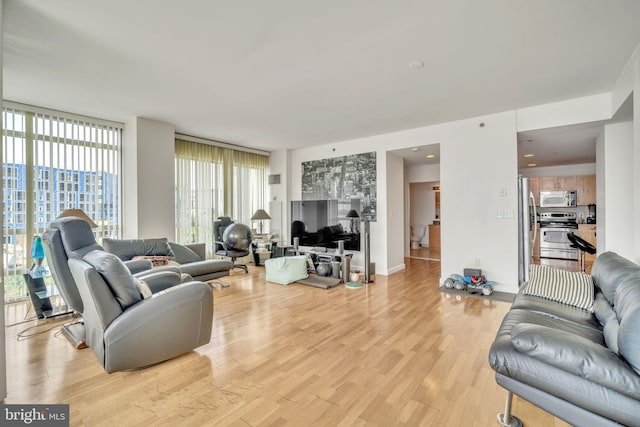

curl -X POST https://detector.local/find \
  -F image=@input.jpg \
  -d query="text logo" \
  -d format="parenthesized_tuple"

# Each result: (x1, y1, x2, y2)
(1, 405, 69, 426)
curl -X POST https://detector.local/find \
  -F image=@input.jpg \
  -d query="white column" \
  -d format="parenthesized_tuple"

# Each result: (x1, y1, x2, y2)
(122, 117, 176, 240)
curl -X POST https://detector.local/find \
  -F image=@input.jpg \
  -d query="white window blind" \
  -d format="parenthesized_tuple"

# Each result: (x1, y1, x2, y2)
(175, 138, 268, 256)
(2, 104, 122, 302)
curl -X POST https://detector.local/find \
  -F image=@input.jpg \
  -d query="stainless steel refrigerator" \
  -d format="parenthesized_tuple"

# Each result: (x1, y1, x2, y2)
(518, 177, 538, 285)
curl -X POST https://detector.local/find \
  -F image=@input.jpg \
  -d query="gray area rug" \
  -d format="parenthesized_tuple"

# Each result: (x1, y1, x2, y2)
(437, 286, 515, 303)
(296, 274, 342, 289)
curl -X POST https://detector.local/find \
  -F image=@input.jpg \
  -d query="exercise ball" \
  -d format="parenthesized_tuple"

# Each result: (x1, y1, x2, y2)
(316, 262, 332, 277)
(223, 223, 253, 250)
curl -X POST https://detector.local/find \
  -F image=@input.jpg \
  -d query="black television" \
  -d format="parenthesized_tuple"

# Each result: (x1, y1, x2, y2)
(290, 199, 360, 251)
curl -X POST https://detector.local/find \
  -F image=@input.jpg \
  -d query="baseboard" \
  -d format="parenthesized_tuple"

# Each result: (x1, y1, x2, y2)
(386, 263, 406, 275)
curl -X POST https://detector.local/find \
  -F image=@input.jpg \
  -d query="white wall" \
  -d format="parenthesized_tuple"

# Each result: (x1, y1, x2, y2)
(518, 163, 596, 177)
(386, 152, 405, 274)
(268, 149, 291, 243)
(635, 54, 640, 262)
(596, 131, 606, 251)
(605, 41, 640, 262)
(122, 117, 176, 240)
(407, 163, 440, 183)
(440, 112, 519, 292)
(516, 93, 611, 132)
(599, 122, 634, 258)
(385, 111, 520, 292)
(289, 135, 389, 274)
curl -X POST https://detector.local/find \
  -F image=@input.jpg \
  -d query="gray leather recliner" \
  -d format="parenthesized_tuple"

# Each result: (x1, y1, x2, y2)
(42, 217, 183, 348)
(68, 249, 213, 373)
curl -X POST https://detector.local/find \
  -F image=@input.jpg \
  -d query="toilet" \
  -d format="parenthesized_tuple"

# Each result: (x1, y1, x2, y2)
(410, 225, 426, 249)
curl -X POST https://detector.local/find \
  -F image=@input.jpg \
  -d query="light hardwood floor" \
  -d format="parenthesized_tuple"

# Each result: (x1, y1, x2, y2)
(4, 258, 570, 426)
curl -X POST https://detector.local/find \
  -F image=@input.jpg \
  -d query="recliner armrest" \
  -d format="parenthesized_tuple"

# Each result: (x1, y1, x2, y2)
(136, 270, 182, 293)
(511, 323, 640, 399)
(101, 281, 213, 373)
(125, 259, 153, 274)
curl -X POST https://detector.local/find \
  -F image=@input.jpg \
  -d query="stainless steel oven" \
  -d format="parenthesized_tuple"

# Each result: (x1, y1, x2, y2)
(539, 212, 578, 260)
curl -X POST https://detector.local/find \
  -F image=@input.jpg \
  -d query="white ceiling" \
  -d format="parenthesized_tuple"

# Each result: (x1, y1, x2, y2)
(4, 1, 640, 157)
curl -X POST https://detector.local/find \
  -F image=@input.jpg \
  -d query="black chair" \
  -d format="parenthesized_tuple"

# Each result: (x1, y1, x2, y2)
(214, 216, 250, 273)
(567, 232, 596, 272)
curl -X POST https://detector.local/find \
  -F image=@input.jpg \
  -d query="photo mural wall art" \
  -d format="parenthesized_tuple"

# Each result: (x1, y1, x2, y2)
(301, 151, 377, 221)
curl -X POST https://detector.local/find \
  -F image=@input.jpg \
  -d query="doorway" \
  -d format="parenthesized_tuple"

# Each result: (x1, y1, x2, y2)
(409, 181, 441, 261)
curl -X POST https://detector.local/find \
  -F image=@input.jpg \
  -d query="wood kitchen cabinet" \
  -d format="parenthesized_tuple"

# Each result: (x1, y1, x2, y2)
(578, 224, 597, 263)
(577, 175, 596, 205)
(540, 176, 577, 191)
(428, 224, 440, 249)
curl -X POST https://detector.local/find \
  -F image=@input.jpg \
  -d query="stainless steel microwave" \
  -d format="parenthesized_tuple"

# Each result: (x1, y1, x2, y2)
(539, 190, 577, 208)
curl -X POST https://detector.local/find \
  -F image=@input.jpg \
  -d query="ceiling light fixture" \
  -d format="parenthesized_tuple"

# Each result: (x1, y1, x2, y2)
(524, 154, 534, 158)
(426, 154, 436, 159)
(411, 147, 420, 152)
(527, 163, 537, 167)
(409, 61, 424, 69)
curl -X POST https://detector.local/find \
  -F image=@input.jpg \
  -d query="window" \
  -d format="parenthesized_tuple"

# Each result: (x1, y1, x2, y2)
(175, 137, 268, 256)
(2, 104, 122, 302)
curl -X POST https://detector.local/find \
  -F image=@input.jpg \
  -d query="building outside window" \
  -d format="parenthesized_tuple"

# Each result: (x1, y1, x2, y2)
(1, 104, 122, 302)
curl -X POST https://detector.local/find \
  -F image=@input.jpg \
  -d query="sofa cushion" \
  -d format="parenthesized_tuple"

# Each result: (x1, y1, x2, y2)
(593, 291, 616, 326)
(169, 243, 203, 264)
(83, 250, 141, 310)
(179, 259, 233, 277)
(614, 277, 640, 375)
(511, 292, 600, 330)
(523, 265, 594, 312)
(103, 238, 175, 261)
(511, 323, 640, 400)
(591, 251, 639, 305)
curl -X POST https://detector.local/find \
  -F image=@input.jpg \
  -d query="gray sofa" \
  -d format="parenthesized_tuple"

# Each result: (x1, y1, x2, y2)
(103, 238, 233, 282)
(489, 251, 640, 426)
(69, 249, 213, 373)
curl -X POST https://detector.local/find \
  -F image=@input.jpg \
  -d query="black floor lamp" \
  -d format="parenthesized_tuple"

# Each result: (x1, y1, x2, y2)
(362, 218, 373, 284)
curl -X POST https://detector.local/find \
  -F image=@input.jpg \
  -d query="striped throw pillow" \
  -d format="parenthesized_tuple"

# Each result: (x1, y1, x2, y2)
(524, 264, 594, 312)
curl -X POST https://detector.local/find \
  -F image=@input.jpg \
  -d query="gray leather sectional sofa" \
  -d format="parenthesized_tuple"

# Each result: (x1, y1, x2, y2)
(103, 238, 233, 282)
(489, 252, 640, 426)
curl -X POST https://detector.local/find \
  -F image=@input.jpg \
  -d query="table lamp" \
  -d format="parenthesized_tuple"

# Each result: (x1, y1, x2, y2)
(30, 235, 47, 277)
(346, 209, 360, 233)
(251, 209, 271, 235)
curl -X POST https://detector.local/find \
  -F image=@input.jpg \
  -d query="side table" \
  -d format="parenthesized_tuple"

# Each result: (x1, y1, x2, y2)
(23, 270, 71, 319)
